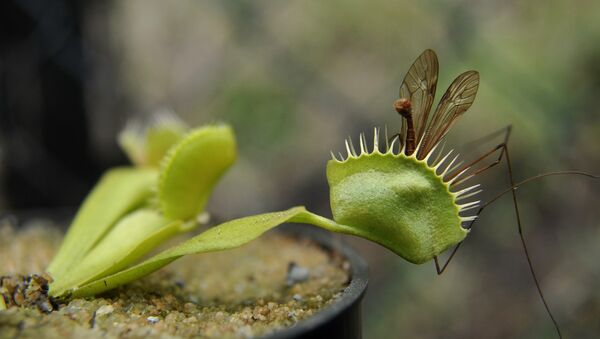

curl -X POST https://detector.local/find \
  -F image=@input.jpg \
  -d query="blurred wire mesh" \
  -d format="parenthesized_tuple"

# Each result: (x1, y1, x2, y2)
(1, 0, 599, 338)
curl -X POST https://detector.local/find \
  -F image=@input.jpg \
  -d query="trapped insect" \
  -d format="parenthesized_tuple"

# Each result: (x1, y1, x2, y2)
(329, 49, 597, 338)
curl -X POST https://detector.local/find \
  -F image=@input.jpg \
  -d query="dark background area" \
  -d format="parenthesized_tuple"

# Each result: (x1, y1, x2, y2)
(1, 1, 599, 338)
(0, 0, 118, 210)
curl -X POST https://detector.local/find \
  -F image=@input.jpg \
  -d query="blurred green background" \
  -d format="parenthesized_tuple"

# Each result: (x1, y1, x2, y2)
(2, 0, 600, 338)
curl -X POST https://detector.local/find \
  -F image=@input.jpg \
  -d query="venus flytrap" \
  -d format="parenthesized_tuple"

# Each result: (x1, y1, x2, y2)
(47, 121, 237, 299)
(49, 51, 597, 339)
(64, 129, 467, 297)
(118, 112, 187, 168)
(46, 168, 159, 281)
(47, 115, 188, 282)
(46, 52, 479, 299)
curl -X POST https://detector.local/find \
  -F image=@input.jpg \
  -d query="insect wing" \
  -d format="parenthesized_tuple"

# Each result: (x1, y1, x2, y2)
(399, 49, 439, 143)
(419, 70, 479, 157)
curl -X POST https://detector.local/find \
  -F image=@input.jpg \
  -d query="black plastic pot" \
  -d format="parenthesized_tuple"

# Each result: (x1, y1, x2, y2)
(264, 225, 368, 339)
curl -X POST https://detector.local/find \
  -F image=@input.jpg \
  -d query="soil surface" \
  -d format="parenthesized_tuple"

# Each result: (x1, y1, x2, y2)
(0, 220, 350, 339)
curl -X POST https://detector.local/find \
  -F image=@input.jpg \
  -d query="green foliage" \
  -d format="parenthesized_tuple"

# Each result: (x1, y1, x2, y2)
(49, 210, 182, 297)
(48, 123, 237, 298)
(47, 119, 470, 298)
(70, 207, 309, 297)
(47, 168, 158, 280)
(118, 115, 187, 167)
(158, 126, 236, 220)
(69, 206, 365, 297)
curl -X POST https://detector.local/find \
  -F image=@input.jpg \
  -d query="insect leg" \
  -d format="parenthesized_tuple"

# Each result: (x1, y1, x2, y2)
(436, 169, 599, 274)
(388, 133, 401, 144)
(499, 144, 563, 338)
(444, 125, 512, 185)
(435, 126, 514, 275)
(458, 125, 512, 152)
(436, 138, 564, 338)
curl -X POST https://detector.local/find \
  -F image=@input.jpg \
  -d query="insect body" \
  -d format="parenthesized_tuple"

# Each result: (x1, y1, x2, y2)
(393, 98, 415, 154)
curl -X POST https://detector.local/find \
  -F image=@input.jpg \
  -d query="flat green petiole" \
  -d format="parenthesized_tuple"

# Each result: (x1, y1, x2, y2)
(70, 207, 350, 297)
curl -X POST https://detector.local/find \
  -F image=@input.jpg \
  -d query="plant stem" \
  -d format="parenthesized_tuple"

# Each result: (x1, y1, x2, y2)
(290, 210, 364, 237)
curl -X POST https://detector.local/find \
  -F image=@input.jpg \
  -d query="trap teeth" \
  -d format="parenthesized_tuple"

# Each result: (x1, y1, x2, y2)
(348, 136, 358, 156)
(373, 127, 380, 152)
(429, 141, 446, 166)
(454, 184, 481, 197)
(423, 142, 441, 163)
(338, 128, 452, 160)
(441, 154, 461, 177)
(461, 215, 478, 222)
(388, 136, 399, 154)
(330, 151, 339, 162)
(359, 133, 366, 154)
(455, 189, 482, 201)
(345, 139, 353, 158)
(384, 126, 390, 151)
(415, 133, 426, 155)
(399, 140, 406, 155)
(446, 167, 472, 186)
(459, 200, 481, 212)
(446, 160, 464, 177)
(434, 150, 454, 171)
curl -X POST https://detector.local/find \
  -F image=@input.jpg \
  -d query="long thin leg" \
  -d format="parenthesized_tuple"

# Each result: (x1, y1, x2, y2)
(434, 243, 463, 275)
(434, 138, 563, 338)
(444, 125, 512, 184)
(459, 125, 512, 151)
(435, 126, 513, 274)
(503, 145, 562, 338)
(435, 169, 599, 274)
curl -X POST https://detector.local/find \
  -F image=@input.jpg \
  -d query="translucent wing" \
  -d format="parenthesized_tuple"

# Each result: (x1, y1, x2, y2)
(418, 70, 479, 158)
(399, 49, 439, 145)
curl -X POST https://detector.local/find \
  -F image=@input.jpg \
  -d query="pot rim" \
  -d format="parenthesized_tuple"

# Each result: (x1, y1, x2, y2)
(261, 224, 369, 339)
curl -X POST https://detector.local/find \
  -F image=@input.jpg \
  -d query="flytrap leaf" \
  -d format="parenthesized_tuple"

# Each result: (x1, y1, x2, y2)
(57, 127, 471, 297)
(49, 209, 182, 297)
(47, 123, 237, 298)
(67, 205, 373, 298)
(327, 130, 471, 264)
(69, 207, 305, 297)
(145, 124, 186, 167)
(48, 124, 471, 299)
(118, 113, 187, 167)
(47, 168, 158, 280)
(327, 148, 466, 264)
(158, 125, 237, 220)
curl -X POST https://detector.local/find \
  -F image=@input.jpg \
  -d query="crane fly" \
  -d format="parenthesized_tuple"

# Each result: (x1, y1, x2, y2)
(392, 49, 479, 158)
(388, 49, 598, 339)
